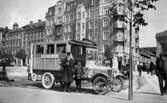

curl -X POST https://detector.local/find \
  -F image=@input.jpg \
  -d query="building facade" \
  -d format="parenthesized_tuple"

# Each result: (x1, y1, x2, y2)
(22, 20, 45, 58)
(2, 23, 23, 55)
(0, 27, 5, 49)
(2, 21, 45, 65)
(156, 30, 167, 57)
(44, 0, 139, 65)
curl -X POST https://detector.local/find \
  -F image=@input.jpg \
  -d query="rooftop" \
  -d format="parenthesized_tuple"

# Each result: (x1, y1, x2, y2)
(156, 30, 167, 39)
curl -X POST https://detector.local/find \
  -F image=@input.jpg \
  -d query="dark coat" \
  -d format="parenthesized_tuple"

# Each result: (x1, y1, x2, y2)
(61, 57, 74, 83)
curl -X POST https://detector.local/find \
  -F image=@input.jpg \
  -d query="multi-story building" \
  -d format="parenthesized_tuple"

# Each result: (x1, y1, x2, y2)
(1, 20, 45, 65)
(0, 27, 5, 49)
(75, 3, 87, 41)
(156, 30, 167, 57)
(44, 0, 139, 66)
(3, 23, 24, 55)
(22, 20, 45, 59)
(45, 0, 65, 42)
(63, 0, 76, 40)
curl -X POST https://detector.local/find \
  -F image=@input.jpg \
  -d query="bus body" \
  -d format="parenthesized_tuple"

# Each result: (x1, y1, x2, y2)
(30, 40, 97, 89)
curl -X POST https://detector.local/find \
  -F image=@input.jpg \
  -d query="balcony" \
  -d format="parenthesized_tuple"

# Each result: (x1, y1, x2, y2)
(114, 32, 126, 43)
(114, 20, 126, 29)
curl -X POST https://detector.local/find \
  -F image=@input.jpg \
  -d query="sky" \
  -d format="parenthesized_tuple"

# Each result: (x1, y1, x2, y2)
(0, 0, 166, 47)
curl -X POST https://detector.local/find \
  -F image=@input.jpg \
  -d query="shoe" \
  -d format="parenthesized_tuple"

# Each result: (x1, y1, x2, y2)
(161, 93, 164, 96)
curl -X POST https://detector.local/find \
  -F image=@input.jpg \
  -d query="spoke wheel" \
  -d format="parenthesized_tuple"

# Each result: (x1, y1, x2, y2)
(42, 72, 55, 89)
(31, 73, 37, 82)
(92, 76, 108, 95)
(110, 77, 123, 92)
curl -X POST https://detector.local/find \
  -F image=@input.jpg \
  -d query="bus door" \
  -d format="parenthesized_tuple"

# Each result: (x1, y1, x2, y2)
(71, 44, 86, 66)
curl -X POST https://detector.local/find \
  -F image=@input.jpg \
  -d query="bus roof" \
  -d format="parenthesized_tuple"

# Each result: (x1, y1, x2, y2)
(32, 40, 97, 49)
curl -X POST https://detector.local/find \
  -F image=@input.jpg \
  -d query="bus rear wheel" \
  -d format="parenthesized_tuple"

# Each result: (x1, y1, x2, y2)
(42, 72, 55, 89)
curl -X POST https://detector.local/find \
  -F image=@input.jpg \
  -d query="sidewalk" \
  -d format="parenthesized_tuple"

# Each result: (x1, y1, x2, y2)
(0, 86, 166, 103)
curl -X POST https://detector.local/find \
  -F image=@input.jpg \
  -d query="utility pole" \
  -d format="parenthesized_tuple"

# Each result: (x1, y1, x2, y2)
(128, 7, 133, 100)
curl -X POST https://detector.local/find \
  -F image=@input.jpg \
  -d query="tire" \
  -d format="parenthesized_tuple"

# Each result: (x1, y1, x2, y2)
(42, 72, 55, 89)
(92, 76, 108, 95)
(110, 76, 123, 92)
(31, 73, 37, 82)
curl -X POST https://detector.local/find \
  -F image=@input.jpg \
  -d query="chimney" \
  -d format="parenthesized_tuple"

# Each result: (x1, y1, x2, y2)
(13, 22, 19, 30)
(38, 19, 42, 23)
(30, 21, 33, 27)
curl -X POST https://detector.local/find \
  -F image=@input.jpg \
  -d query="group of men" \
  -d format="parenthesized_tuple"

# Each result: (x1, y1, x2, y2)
(61, 52, 84, 92)
(137, 55, 167, 96)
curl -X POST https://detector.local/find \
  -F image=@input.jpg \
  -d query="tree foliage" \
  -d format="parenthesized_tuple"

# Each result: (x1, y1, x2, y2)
(132, 0, 159, 26)
(15, 49, 27, 60)
(0, 50, 14, 66)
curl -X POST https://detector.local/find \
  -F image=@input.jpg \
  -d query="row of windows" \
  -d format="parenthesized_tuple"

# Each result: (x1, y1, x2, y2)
(88, 18, 109, 29)
(5, 41, 21, 48)
(6, 34, 22, 40)
(76, 22, 85, 32)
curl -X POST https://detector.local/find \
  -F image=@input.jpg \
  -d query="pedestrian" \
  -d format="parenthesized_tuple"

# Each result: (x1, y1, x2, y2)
(156, 55, 166, 95)
(149, 61, 156, 75)
(27, 64, 31, 80)
(61, 52, 74, 92)
(2, 58, 9, 81)
(161, 56, 167, 94)
(74, 61, 84, 92)
(137, 62, 143, 77)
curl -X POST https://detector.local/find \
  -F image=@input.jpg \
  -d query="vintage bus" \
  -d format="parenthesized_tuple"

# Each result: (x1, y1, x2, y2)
(30, 40, 97, 89)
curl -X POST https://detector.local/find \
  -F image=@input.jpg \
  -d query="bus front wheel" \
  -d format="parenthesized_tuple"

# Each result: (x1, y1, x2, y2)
(42, 72, 55, 89)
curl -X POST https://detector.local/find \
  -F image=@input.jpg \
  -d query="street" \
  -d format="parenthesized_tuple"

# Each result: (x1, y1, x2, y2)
(0, 72, 167, 103)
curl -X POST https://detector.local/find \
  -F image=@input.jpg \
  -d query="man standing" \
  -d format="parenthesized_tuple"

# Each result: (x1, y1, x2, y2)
(74, 61, 84, 92)
(156, 55, 166, 95)
(137, 62, 143, 77)
(61, 52, 74, 92)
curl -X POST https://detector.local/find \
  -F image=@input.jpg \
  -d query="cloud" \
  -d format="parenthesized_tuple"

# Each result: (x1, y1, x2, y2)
(0, 0, 58, 28)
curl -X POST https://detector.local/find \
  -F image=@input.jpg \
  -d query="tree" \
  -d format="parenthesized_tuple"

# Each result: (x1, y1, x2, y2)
(108, 0, 159, 100)
(15, 49, 27, 66)
(0, 50, 14, 66)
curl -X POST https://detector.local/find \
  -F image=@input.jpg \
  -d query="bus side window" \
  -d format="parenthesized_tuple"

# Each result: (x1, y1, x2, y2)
(57, 44, 66, 54)
(36, 45, 44, 54)
(47, 44, 54, 54)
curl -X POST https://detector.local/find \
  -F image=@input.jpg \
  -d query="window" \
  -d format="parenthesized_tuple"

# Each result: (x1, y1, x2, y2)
(70, 14, 73, 20)
(76, 34, 80, 40)
(82, 12, 85, 18)
(103, 19, 109, 27)
(95, 8, 99, 16)
(103, 31, 109, 40)
(58, 7, 62, 14)
(64, 26, 67, 32)
(46, 44, 54, 54)
(89, 21, 93, 29)
(36, 45, 44, 54)
(68, 25, 71, 32)
(88, 33, 93, 40)
(66, 15, 69, 22)
(103, 7, 109, 15)
(90, 10, 94, 17)
(77, 12, 81, 19)
(104, 45, 109, 53)
(91, 0, 94, 5)
(82, 23, 85, 30)
(77, 23, 81, 31)
(94, 32, 98, 41)
(56, 44, 66, 53)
